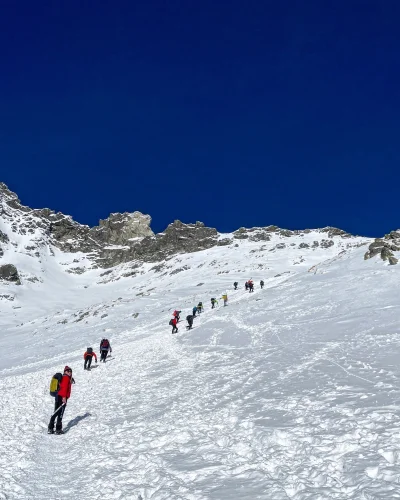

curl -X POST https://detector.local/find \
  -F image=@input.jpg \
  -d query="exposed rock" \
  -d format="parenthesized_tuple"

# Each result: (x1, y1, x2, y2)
(389, 256, 398, 265)
(0, 230, 8, 243)
(170, 265, 190, 275)
(66, 267, 86, 275)
(217, 238, 232, 246)
(299, 243, 310, 249)
(0, 264, 21, 284)
(320, 227, 352, 238)
(233, 228, 249, 240)
(381, 247, 393, 261)
(312, 241, 319, 248)
(90, 212, 153, 245)
(320, 239, 334, 249)
(0, 294, 15, 301)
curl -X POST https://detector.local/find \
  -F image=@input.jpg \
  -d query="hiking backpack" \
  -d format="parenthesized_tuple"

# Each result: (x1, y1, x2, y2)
(49, 373, 63, 397)
(101, 339, 109, 349)
(169, 319, 174, 326)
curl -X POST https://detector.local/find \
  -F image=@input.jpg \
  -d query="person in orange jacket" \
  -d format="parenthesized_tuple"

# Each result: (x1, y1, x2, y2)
(84, 348, 97, 370)
(48, 366, 74, 435)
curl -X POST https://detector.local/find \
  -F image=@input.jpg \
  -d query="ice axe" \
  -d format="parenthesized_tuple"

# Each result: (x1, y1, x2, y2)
(50, 403, 66, 418)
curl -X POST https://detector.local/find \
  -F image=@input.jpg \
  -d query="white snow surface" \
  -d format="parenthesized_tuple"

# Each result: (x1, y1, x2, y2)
(1, 221, 400, 499)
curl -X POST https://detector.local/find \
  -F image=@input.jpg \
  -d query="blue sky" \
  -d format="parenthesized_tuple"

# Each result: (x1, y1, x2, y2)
(1, 1, 400, 236)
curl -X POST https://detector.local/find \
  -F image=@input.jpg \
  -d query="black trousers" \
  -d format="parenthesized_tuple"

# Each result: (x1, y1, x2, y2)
(187, 320, 193, 329)
(84, 356, 93, 369)
(100, 350, 109, 361)
(172, 326, 178, 333)
(48, 396, 66, 431)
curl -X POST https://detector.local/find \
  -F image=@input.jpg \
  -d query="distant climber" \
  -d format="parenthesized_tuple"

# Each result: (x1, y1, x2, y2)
(197, 302, 203, 314)
(83, 347, 97, 370)
(211, 297, 218, 309)
(248, 280, 254, 293)
(234, 282, 238, 290)
(186, 314, 194, 330)
(245, 282, 249, 291)
(170, 317, 178, 334)
(192, 306, 198, 317)
(173, 310, 181, 322)
(260, 280, 264, 289)
(48, 366, 75, 435)
(222, 293, 228, 306)
(99, 338, 112, 362)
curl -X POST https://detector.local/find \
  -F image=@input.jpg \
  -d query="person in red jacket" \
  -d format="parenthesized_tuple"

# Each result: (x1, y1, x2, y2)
(170, 317, 178, 334)
(48, 366, 74, 435)
(83, 348, 97, 370)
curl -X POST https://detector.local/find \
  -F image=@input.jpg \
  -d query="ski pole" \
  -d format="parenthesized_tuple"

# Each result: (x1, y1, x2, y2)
(50, 403, 66, 418)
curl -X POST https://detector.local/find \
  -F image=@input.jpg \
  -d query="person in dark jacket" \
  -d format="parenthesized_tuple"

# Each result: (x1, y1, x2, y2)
(186, 315, 194, 330)
(260, 280, 264, 289)
(192, 306, 197, 317)
(245, 281, 249, 291)
(100, 339, 112, 362)
(234, 282, 238, 290)
(84, 348, 97, 370)
(211, 297, 218, 309)
(48, 366, 74, 435)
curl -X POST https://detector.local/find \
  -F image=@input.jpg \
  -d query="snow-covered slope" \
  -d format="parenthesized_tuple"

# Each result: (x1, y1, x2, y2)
(3, 187, 400, 499)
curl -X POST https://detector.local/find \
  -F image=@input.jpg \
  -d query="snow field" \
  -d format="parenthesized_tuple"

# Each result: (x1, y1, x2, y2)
(2, 228, 400, 498)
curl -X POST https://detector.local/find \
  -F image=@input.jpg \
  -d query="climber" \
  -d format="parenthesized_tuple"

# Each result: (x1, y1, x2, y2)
(173, 310, 181, 322)
(170, 317, 178, 334)
(211, 297, 218, 309)
(186, 314, 194, 330)
(260, 280, 264, 289)
(99, 338, 112, 362)
(234, 282, 238, 290)
(83, 347, 97, 370)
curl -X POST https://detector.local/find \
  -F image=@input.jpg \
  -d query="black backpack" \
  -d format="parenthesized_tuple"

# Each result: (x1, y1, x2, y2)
(169, 319, 174, 326)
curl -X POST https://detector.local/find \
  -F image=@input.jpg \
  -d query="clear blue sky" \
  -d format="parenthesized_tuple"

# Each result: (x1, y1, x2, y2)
(1, 1, 399, 236)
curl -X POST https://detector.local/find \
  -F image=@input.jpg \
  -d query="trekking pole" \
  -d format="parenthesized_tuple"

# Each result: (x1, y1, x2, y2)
(50, 403, 66, 418)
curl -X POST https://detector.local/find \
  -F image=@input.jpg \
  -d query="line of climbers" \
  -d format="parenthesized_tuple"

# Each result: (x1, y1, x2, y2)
(48, 279, 266, 434)
(234, 280, 264, 291)
(169, 280, 265, 334)
(47, 338, 112, 435)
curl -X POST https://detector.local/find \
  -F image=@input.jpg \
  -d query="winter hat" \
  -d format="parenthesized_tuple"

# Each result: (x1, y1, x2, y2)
(64, 365, 72, 373)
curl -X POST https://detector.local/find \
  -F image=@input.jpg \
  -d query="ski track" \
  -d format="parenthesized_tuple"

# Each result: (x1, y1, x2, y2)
(2, 235, 400, 498)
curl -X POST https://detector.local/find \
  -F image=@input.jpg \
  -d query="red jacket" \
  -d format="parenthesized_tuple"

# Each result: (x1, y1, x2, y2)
(171, 318, 178, 326)
(58, 374, 72, 399)
(84, 351, 97, 362)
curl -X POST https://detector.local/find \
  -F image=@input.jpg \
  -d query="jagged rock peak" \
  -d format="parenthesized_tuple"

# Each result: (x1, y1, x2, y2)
(91, 212, 154, 245)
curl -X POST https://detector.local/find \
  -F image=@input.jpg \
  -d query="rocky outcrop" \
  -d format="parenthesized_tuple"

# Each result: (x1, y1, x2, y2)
(0, 264, 21, 284)
(364, 230, 400, 265)
(97, 220, 219, 267)
(90, 212, 153, 245)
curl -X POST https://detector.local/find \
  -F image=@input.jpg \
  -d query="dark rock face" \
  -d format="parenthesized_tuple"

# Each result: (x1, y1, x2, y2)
(0, 264, 21, 284)
(320, 239, 334, 249)
(364, 231, 400, 264)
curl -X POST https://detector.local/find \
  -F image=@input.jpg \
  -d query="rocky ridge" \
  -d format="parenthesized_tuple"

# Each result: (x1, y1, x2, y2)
(0, 182, 398, 286)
